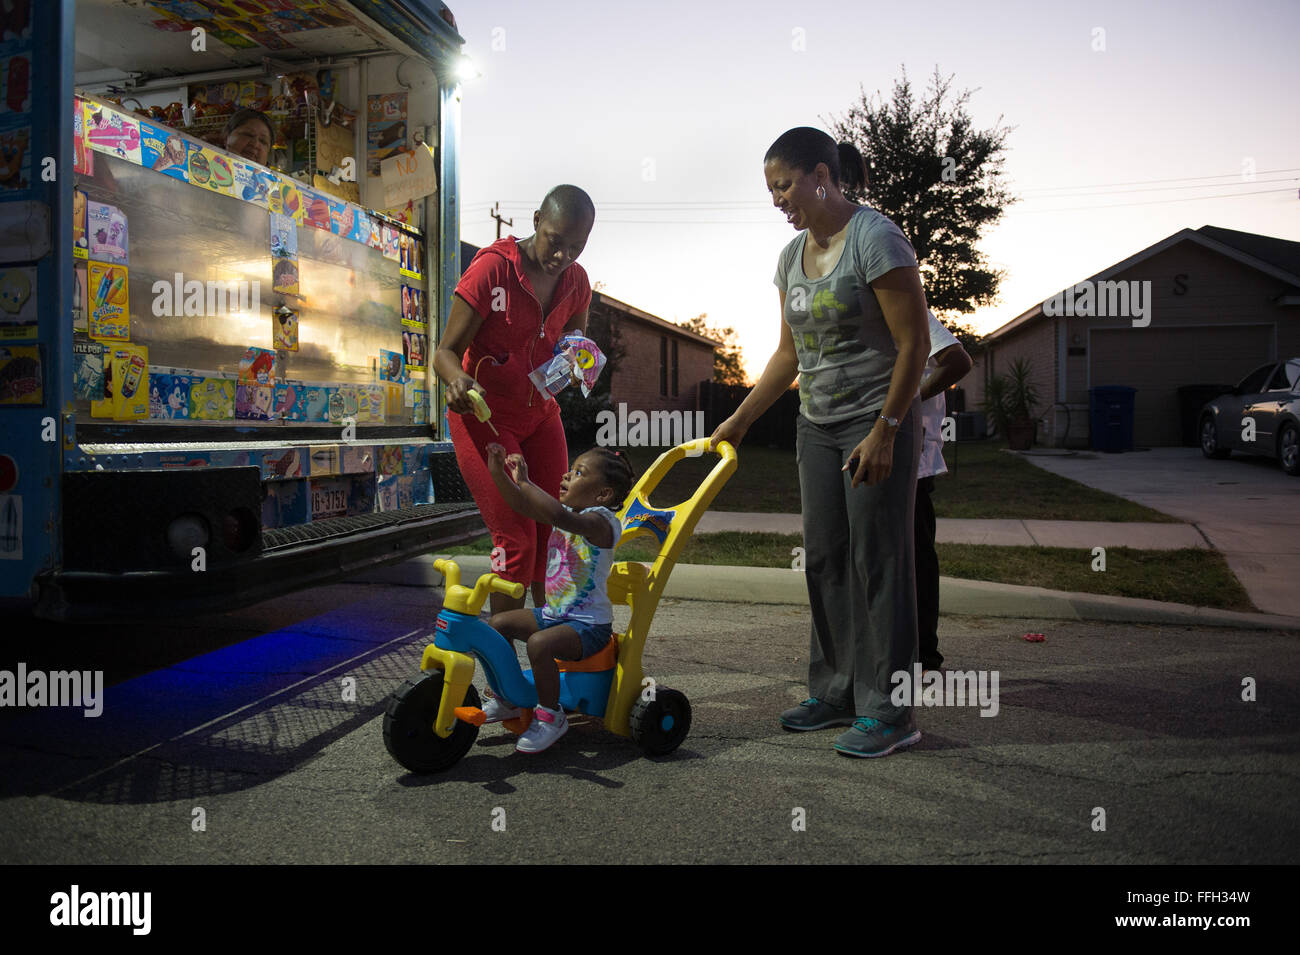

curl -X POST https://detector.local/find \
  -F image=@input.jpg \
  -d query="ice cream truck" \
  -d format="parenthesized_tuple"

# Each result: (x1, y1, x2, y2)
(0, 0, 483, 619)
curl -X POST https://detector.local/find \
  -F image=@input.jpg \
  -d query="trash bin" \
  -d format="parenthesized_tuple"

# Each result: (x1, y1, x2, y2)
(1089, 386, 1137, 452)
(1176, 384, 1234, 447)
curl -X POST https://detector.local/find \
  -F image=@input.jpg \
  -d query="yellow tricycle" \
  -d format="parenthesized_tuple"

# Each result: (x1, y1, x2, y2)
(383, 438, 737, 773)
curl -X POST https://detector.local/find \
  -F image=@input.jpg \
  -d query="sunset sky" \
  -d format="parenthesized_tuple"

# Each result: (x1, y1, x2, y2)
(451, 0, 1299, 380)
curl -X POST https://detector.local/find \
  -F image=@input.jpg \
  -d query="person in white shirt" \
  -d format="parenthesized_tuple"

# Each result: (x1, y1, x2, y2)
(917, 313, 973, 672)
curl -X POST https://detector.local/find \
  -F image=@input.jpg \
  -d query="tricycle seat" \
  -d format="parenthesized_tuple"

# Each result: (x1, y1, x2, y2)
(557, 634, 619, 673)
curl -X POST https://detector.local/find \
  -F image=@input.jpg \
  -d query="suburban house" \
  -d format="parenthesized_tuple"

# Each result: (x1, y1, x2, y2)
(459, 241, 718, 417)
(967, 226, 1300, 448)
(589, 291, 717, 416)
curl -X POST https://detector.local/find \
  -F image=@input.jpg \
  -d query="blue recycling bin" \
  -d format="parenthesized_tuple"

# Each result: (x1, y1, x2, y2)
(1089, 386, 1136, 452)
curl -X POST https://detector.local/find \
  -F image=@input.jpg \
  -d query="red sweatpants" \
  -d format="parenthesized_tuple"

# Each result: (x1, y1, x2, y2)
(448, 404, 569, 586)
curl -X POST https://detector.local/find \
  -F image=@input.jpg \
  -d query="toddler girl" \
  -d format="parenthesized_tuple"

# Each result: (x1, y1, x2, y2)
(483, 443, 634, 753)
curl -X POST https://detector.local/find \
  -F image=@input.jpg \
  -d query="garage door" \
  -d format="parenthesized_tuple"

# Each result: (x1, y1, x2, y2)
(1090, 325, 1275, 446)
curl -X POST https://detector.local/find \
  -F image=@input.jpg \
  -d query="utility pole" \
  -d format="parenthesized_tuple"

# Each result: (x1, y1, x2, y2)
(490, 202, 513, 240)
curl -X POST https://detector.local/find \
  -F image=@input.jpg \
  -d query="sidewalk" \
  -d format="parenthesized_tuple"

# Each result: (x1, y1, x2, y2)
(1016, 447, 1300, 618)
(363, 553, 1300, 632)
(694, 512, 1209, 549)
(685, 511, 1298, 628)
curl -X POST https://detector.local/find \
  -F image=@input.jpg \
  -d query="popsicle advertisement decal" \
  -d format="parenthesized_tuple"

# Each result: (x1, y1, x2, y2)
(88, 262, 129, 342)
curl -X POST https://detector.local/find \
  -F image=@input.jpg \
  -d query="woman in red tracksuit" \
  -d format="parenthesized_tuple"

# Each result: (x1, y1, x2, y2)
(434, 186, 595, 614)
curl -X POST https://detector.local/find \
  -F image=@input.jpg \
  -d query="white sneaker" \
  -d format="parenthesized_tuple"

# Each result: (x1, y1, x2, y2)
(481, 695, 523, 723)
(515, 706, 568, 753)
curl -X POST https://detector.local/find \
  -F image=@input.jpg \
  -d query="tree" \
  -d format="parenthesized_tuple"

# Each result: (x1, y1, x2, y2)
(677, 314, 747, 385)
(826, 67, 1015, 322)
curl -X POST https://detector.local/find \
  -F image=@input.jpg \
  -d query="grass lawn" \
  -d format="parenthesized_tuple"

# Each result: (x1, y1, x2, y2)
(435, 532, 1253, 611)
(934, 543, 1252, 611)
(620, 444, 800, 512)
(621, 440, 1178, 522)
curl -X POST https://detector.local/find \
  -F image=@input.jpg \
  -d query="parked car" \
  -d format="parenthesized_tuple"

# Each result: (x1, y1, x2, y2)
(1199, 358, 1300, 476)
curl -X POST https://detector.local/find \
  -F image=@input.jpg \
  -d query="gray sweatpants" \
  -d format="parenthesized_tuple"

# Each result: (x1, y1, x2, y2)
(796, 399, 921, 723)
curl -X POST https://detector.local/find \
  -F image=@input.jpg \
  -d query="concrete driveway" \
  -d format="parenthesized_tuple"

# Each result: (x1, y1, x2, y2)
(1022, 448, 1299, 616)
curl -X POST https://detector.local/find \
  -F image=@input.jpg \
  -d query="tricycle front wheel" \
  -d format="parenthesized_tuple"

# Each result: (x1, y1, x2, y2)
(383, 673, 480, 773)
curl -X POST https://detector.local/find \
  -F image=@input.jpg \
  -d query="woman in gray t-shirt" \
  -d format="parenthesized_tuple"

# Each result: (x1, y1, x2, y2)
(709, 126, 931, 758)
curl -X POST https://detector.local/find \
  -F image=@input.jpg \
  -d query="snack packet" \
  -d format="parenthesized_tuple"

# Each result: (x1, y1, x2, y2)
(528, 334, 606, 399)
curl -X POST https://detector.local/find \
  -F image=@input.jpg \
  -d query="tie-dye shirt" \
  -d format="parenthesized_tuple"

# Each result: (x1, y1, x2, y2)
(542, 505, 623, 626)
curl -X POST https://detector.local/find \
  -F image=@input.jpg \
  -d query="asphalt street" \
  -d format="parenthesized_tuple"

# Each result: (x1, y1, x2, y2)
(1, 577, 1296, 865)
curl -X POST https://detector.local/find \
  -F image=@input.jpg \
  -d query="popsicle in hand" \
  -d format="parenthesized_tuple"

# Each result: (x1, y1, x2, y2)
(466, 388, 498, 435)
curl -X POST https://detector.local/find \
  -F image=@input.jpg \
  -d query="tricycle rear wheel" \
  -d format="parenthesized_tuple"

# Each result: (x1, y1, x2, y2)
(383, 673, 480, 773)
(630, 687, 691, 756)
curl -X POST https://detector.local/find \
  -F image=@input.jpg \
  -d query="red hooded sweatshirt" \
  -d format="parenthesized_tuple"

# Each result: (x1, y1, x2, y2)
(454, 237, 592, 423)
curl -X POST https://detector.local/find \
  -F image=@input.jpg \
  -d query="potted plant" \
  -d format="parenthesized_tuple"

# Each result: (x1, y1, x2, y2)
(981, 358, 1040, 450)
(1003, 358, 1041, 450)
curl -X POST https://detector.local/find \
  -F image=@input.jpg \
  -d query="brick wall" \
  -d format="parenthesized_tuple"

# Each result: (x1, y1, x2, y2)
(606, 316, 713, 413)
(980, 320, 1058, 444)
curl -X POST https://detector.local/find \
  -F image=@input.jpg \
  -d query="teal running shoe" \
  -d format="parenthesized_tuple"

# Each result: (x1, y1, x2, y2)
(833, 715, 922, 757)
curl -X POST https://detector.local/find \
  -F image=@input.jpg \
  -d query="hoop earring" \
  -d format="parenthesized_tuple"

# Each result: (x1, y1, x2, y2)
(816, 185, 826, 201)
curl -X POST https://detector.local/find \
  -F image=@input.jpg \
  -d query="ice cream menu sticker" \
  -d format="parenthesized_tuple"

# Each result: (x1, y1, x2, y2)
(270, 212, 299, 296)
(0, 0, 32, 195)
(379, 349, 405, 384)
(73, 189, 88, 259)
(237, 346, 279, 386)
(269, 212, 297, 261)
(328, 198, 350, 235)
(347, 209, 370, 245)
(273, 306, 299, 352)
(190, 377, 235, 420)
(235, 163, 276, 208)
(0, 266, 36, 341)
(72, 263, 87, 331)
(88, 261, 129, 342)
(1, 52, 32, 118)
(193, 146, 236, 197)
(139, 120, 189, 182)
(381, 224, 401, 262)
(402, 328, 426, 375)
(84, 102, 142, 164)
(0, 125, 29, 192)
(0, 345, 42, 405)
(86, 201, 128, 265)
(109, 344, 149, 420)
(90, 345, 148, 419)
(302, 188, 332, 232)
(366, 92, 407, 177)
(400, 284, 425, 331)
(236, 383, 274, 420)
(399, 233, 422, 277)
(73, 340, 103, 401)
(267, 178, 303, 224)
(73, 98, 93, 176)
(149, 372, 191, 420)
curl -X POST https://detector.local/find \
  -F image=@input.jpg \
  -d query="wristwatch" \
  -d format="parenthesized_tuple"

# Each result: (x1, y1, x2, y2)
(879, 413, 901, 429)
